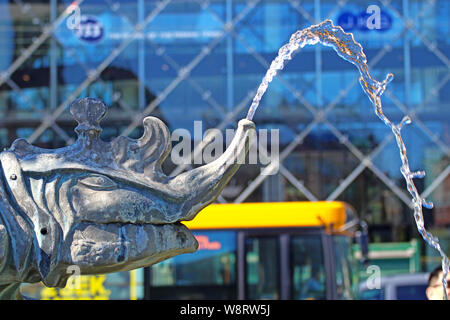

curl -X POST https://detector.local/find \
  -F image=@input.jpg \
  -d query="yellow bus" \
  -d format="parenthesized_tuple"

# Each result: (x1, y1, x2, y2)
(146, 201, 366, 300)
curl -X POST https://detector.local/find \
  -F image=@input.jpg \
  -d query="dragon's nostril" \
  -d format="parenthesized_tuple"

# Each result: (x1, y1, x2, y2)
(40, 227, 48, 235)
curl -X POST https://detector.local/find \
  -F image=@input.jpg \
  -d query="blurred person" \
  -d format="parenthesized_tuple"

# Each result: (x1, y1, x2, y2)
(426, 266, 450, 300)
(301, 267, 325, 300)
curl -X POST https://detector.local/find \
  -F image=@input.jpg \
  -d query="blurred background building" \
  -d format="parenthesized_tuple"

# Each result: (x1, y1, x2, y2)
(0, 0, 448, 298)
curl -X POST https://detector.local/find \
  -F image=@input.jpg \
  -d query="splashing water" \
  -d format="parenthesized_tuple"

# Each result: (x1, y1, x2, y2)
(246, 19, 449, 299)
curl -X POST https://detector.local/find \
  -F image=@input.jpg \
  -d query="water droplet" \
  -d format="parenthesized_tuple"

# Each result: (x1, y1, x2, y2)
(421, 198, 434, 209)
(400, 116, 412, 128)
(411, 171, 426, 179)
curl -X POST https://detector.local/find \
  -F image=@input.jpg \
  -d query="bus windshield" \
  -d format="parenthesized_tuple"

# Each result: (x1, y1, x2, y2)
(333, 235, 355, 299)
(290, 234, 327, 300)
(149, 230, 237, 299)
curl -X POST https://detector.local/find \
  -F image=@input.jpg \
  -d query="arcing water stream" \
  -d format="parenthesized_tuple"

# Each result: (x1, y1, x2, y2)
(246, 19, 449, 299)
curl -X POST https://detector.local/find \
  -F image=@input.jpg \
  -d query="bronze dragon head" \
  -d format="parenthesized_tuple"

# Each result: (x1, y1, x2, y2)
(0, 98, 255, 299)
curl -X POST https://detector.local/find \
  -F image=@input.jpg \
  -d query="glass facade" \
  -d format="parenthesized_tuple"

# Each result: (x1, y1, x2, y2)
(0, 0, 449, 279)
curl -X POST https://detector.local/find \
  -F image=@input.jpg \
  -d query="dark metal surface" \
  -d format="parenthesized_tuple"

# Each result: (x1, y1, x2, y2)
(0, 97, 255, 299)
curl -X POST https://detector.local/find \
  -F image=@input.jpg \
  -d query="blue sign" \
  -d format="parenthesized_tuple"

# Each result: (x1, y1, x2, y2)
(73, 16, 104, 43)
(337, 10, 392, 32)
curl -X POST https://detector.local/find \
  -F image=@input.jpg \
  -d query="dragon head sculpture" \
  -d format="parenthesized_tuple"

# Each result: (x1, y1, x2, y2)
(0, 98, 255, 299)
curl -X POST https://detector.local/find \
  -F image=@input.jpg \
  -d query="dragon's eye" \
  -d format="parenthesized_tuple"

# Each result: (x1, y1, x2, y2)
(78, 174, 117, 190)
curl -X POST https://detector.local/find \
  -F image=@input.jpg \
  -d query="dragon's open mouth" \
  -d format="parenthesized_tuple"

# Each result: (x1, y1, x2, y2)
(66, 220, 198, 275)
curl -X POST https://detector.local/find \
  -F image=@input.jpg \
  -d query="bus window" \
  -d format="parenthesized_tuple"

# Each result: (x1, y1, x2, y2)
(245, 236, 279, 299)
(149, 230, 236, 299)
(290, 235, 326, 300)
(333, 236, 354, 299)
(359, 288, 384, 300)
